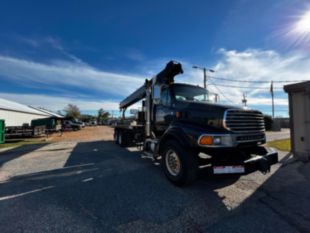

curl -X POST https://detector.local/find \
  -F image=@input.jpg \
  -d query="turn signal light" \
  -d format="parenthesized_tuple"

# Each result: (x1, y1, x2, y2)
(199, 136, 213, 145)
(176, 111, 182, 118)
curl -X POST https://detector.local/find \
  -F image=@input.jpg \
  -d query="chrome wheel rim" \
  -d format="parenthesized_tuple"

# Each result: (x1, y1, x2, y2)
(165, 149, 181, 176)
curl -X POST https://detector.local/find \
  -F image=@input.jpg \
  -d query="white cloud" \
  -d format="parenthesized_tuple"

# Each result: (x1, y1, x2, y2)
(0, 55, 145, 98)
(0, 93, 119, 111)
(193, 49, 310, 107)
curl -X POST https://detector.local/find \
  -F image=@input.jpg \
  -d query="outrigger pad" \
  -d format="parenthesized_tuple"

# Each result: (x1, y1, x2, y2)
(258, 157, 271, 174)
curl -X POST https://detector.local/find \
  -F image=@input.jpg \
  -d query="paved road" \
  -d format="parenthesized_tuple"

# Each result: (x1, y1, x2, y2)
(266, 129, 290, 141)
(0, 127, 308, 233)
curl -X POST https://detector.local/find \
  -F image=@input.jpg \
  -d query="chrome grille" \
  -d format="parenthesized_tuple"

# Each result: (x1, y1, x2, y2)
(224, 109, 265, 133)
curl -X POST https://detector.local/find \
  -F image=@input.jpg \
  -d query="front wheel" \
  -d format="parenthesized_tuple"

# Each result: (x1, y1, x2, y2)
(162, 140, 198, 186)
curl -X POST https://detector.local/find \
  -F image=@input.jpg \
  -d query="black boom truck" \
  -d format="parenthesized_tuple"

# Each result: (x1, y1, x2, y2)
(114, 61, 278, 186)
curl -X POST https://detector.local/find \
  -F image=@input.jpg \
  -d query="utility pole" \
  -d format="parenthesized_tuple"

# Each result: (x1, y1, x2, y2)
(242, 93, 247, 107)
(193, 65, 214, 101)
(270, 81, 275, 118)
(192, 65, 215, 91)
(214, 93, 219, 103)
(203, 68, 207, 89)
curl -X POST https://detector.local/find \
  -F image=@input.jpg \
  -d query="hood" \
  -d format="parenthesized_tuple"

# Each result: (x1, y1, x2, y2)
(175, 101, 242, 129)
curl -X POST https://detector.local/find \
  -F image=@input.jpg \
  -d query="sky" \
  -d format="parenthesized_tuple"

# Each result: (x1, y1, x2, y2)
(0, 0, 310, 116)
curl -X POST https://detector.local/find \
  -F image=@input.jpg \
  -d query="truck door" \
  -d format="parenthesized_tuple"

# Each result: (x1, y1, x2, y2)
(154, 87, 174, 131)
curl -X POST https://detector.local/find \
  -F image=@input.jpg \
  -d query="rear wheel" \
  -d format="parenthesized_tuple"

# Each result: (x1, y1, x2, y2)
(117, 130, 128, 147)
(162, 140, 198, 186)
(114, 130, 119, 144)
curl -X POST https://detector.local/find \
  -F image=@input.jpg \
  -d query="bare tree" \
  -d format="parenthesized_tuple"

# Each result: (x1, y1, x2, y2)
(64, 104, 81, 119)
(98, 108, 110, 124)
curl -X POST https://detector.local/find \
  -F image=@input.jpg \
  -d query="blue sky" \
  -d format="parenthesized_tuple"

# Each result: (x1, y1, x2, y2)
(0, 0, 309, 116)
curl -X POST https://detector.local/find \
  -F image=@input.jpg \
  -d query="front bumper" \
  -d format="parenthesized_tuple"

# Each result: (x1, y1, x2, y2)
(243, 149, 278, 174)
(208, 147, 278, 175)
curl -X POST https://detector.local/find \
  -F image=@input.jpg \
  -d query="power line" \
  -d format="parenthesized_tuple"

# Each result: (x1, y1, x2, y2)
(209, 76, 308, 83)
(208, 83, 283, 90)
(208, 81, 235, 105)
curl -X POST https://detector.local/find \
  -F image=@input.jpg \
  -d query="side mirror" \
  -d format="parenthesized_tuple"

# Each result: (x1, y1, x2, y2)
(153, 85, 161, 104)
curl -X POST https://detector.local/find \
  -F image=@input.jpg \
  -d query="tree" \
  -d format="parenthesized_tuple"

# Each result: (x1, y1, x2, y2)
(64, 104, 81, 119)
(98, 108, 110, 124)
(80, 114, 96, 123)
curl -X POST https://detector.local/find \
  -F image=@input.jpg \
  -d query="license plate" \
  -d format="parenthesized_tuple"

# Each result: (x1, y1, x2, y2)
(213, 165, 245, 174)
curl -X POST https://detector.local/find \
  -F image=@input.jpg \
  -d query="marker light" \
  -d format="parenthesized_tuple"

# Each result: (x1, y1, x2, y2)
(199, 136, 213, 145)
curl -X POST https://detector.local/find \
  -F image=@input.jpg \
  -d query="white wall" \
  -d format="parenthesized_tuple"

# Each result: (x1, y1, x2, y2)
(0, 109, 49, 127)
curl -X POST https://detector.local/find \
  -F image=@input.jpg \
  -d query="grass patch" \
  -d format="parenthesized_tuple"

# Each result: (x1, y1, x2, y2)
(267, 139, 291, 151)
(0, 138, 47, 150)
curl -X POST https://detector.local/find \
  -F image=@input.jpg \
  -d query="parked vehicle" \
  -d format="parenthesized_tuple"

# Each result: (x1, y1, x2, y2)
(114, 61, 278, 186)
(5, 122, 46, 138)
(89, 120, 97, 126)
(63, 120, 82, 131)
(73, 120, 85, 128)
(31, 117, 62, 132)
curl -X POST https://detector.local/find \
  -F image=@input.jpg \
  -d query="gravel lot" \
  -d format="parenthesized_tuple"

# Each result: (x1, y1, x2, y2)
(0, 126, 308, 233)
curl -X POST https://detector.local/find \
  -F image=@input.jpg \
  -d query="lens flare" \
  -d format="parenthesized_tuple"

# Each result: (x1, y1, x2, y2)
(284, 8, 310, 47)
(294, 10, 310, 34)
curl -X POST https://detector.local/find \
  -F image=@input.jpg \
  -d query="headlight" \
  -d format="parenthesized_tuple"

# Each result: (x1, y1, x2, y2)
(213, 136, 222, 145)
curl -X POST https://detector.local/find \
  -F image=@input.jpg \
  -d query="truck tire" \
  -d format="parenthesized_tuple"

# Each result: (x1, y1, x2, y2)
(162, 140, 198, 186)
(118, 130, 128, 147)
(114, 130, 119, 144)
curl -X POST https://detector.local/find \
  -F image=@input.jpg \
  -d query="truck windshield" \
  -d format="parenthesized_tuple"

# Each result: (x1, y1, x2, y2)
(172, 85, 210, 102)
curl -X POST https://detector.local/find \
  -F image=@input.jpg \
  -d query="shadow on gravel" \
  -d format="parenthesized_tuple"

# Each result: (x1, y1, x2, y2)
(0, 143, 48, 169)
(203, 153, 310, 233)
(0, 140, 240, 232)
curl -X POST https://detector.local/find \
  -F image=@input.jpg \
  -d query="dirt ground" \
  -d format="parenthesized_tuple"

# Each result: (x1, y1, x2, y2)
(48, 126, 114, 142)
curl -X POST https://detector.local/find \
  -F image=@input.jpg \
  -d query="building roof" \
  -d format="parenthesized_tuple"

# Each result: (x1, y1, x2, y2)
(284, 81, 310, 93)
(0, 98, 51, 116)
(30, 107, 64, 118)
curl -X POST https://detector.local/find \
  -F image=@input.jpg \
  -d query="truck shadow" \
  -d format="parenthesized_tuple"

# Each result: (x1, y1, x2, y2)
(0, 140, 239, 232)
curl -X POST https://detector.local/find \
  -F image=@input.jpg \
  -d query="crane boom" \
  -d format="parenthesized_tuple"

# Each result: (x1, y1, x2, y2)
(119, 61, 183, 109)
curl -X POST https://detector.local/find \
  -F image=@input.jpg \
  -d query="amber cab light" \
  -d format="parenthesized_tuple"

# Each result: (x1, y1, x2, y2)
(176, 111, 182, 118)
(199, 135, 213, 145)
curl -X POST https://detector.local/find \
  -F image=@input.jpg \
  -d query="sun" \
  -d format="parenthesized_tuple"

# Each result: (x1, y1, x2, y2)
(295, 10, 310, 34)
(286, 9, 310, 46)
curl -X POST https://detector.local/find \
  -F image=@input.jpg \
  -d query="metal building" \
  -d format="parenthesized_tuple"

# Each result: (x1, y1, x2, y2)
(0, 98, 50, 127)
(284, 81, 310, 160)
